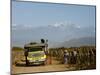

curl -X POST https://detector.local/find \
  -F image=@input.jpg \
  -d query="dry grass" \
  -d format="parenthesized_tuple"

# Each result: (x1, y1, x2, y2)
(12, 47, 25, 65)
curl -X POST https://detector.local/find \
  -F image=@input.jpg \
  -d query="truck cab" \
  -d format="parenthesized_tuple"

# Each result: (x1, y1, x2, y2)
(24, 43, 47, 65)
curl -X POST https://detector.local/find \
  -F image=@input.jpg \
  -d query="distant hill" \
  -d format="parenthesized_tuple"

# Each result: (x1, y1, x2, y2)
(12, 22, 95, 47)
(53, 36, 96, 48)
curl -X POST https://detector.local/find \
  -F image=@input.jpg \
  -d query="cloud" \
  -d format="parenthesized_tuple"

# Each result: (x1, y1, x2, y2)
(76, 25, 81, 29)
(12, 21, 81, 31)
(50, 21, 81, 30)
(12, 24, 17, 27)
(12, 24, 17, 30)
(53, 22, 63, 27)
(23, 24, 33, 28)
(12, 24, 34, 30)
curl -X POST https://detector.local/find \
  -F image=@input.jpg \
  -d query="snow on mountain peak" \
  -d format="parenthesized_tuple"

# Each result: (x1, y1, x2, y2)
(48, 21, 81, 30)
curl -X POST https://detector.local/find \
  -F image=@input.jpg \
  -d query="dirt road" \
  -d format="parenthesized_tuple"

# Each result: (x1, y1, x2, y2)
(12, 57, 76, 74)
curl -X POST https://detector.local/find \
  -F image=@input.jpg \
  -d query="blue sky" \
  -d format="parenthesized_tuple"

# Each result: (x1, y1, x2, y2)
(12, 1, 96, 47)
(12, 1, 95, 28)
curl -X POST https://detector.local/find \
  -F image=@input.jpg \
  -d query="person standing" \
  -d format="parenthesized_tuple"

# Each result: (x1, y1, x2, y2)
(73, 49, 77, 64)
(24, 49, 28, 66)
(63, 50, 69, 64)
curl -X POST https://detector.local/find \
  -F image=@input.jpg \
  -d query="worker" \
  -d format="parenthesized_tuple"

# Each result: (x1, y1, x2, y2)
(24, 49, 28, 66)
(73, 49, 77, 64)
(63, 50, 69, 64)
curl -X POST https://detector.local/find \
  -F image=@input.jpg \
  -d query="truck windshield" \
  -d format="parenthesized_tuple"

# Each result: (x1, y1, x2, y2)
(28, 48, 43, 52)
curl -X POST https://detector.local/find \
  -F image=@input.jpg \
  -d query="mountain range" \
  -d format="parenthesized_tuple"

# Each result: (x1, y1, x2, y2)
(50, 36, 96, 48)
(12, 23, 96, 48)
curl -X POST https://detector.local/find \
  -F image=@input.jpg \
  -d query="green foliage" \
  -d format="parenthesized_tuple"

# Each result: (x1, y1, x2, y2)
(12, 47, 24, 51)
(49, 46, 96, 69)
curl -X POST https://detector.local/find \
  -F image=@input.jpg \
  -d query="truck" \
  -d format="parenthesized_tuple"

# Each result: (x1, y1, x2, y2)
(24, 42, 48, 66)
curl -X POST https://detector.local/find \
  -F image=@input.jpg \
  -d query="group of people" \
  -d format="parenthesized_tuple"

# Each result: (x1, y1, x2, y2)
(63, 48, 96, 66)
(63, 50, 77, 64)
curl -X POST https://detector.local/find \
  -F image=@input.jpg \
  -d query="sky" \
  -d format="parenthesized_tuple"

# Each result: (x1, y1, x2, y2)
(12, 1, 96, 47)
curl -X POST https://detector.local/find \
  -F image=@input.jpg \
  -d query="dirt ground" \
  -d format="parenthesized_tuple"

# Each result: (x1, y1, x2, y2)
(11, 55, 76, 74)
(11, 49, 96, 75)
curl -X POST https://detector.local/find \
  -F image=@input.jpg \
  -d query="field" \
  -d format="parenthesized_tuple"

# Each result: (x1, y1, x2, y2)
(11, 46, 96, 74)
